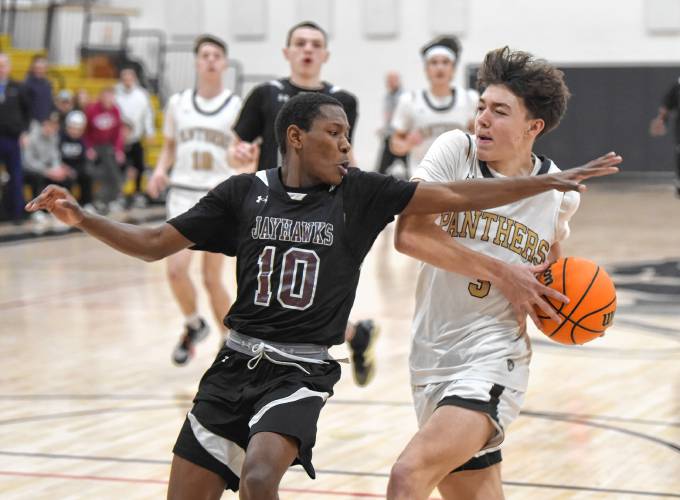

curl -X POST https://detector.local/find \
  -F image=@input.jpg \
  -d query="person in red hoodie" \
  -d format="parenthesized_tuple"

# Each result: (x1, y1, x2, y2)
(84, 86, 125, 213)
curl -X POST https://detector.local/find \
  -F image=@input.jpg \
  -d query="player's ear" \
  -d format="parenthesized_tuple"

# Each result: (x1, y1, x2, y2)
(527, 118, 544, 138)
(287, 124, 303, 151)
(322, 49, 329, 64)
(283, 47, 291, 62)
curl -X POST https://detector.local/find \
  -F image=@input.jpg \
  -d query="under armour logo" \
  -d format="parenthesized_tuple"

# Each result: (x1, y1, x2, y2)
(277, 94, 290, 103)
(256, 196, 268, 204)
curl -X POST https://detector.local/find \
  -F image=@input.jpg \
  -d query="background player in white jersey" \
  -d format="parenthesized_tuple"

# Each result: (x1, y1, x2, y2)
(230, 21, 378, 386)
(389, 36, 478, 178)
(389, 47, 623, 499)
(147, 34, 245, 365)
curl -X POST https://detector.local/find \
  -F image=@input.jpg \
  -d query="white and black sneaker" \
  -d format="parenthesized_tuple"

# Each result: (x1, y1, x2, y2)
(172, 318, 210, 365)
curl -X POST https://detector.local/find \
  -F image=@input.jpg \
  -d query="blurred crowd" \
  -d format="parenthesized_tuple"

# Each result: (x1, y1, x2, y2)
(0, 53, 155, 230)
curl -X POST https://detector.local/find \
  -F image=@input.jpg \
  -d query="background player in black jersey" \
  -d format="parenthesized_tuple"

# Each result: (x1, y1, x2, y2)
(229, 20, 377, 387)
(26, 93, 619, 499)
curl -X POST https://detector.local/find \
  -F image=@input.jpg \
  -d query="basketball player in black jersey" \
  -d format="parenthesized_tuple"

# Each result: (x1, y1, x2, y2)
(230, 20, 376, 387)
(26, 92, 619, 498)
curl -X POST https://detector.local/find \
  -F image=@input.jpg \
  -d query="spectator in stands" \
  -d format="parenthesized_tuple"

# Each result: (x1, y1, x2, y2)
(0, 52, 31, 223)
(115, 66, 154, 207)
(74, 88, 90, 112)
(650, 76, 680, 197)
(84, 87, 125, 213)
(22, 112, 73, 231)
(54, 89, 74, 129)
(60, 110, 93, 210)
(24, 54, 54, 126)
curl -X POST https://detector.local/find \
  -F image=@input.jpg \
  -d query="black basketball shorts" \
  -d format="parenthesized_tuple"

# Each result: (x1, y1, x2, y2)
(173, 346, 341, 491)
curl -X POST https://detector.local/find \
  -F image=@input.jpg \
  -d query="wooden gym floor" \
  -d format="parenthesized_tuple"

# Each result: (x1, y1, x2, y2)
(1, 181, 679, 499)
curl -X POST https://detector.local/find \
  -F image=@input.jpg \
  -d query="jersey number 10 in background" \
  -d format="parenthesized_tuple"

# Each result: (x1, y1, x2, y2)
(254, 246, 320, 310)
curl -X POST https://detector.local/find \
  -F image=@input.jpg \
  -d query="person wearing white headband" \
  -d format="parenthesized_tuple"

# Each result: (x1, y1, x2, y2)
(389, 36, 479, 178)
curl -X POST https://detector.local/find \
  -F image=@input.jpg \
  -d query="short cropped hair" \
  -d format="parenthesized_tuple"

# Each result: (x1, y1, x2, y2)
(193, 34, 228, 56)
(477, 46, 570, 136)
(286, 21, 327, 47)
(275, 92, 343, 155)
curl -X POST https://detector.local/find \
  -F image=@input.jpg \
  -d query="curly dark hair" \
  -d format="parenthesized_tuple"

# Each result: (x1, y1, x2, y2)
(275, 92, 344, 155)
(477, 47, 570, 136)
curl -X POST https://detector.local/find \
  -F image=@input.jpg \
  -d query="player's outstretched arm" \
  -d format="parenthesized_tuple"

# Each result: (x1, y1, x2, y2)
(401, 152, 621, 215)
(25, 185, 191, 262)
(395, 209, 566, 327)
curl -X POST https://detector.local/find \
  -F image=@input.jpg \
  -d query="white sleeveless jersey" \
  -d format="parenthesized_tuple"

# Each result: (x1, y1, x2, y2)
(391, 85, 479, 172)
(163, 88, 242, 190)
(410, 130, 580, 391)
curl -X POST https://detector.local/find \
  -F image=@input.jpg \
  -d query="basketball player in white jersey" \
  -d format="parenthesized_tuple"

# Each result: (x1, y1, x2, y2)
(388, 47, 623, 499)
(389, 36, 478, 178)
(147, 34, 245, 365)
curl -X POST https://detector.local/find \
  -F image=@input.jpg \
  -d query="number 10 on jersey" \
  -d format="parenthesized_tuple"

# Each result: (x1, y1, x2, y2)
(254, 246, 320, 310)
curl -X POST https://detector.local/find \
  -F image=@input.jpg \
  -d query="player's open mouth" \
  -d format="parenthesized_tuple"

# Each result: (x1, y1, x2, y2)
(302, 57, 313, 64)
(478, 134, 493, 144)
(337, 161, 349, 176)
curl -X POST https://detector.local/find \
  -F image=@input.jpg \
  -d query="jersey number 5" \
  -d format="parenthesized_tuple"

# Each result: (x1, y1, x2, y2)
(254, 246, 319, 310)
(468, 279, 491, 298)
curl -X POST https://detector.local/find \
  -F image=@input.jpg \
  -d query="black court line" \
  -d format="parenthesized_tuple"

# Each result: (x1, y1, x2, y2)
(0, 450, 677, 497)
(521, 411, 680, 454)
(0, 402, 678, 457)
(0, 395, 678, 427)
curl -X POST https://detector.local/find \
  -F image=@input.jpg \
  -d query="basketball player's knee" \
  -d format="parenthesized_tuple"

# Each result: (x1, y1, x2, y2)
(389, 459, 424, 495)
(201, 272, 223, 293)
(167, 263, 189, 283)
(240, 464, 279, 498)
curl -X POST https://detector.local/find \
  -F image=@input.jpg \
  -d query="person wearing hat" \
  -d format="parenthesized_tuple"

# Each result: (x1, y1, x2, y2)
(59, 110, 93, 209)
(146, 34, 244, 366)
(390, 36, 479, 178)
(54, 89, 74, 130)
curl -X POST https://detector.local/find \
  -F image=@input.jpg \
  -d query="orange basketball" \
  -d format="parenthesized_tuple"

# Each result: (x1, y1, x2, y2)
(534, 257, 617, 345)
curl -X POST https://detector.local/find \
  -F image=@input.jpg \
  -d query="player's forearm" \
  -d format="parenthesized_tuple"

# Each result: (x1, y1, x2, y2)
(76, 215, 179, 262)
(404, 176, 560, 215)
(395, 213, 508, 281)
(154, 140, 176, 174)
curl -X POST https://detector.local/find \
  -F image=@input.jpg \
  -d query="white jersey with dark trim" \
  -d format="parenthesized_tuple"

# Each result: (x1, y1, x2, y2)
(391, 85, 479, 172)
(410, 130, 580, 390)
(163, 88, 242, 190)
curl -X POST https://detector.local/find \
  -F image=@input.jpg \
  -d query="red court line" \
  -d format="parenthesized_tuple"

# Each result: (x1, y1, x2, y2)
(0, 470, 398, 498)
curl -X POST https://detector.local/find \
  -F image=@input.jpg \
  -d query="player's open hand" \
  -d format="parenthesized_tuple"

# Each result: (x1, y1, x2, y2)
(550, 152, 622, 192)
(495, 261, 568, 330)
(25, 185, 84, 226)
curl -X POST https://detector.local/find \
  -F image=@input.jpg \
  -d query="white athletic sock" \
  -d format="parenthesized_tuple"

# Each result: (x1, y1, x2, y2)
(185, 313, 202, 330)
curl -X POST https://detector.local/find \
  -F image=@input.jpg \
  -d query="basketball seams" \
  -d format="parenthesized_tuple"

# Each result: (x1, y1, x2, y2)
(547, 265, 601, 340)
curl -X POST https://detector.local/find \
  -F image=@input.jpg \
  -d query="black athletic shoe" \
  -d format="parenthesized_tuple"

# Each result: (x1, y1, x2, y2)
(172, 318, 210, 366)
(349, 320, 379, 387)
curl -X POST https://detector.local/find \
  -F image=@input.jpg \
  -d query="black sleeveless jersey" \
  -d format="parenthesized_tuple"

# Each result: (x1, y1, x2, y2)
(168, 168, 416, 346)
(234, 78, 358, 171)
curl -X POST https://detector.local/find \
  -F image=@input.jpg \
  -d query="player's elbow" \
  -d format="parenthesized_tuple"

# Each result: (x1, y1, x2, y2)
(394, 217, 420, 256)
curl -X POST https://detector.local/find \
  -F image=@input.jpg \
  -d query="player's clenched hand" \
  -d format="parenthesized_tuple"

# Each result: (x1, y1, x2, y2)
(25, 185, 84, 226)
(495, 261, 568, 330)
(549, 152, 622, 192)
